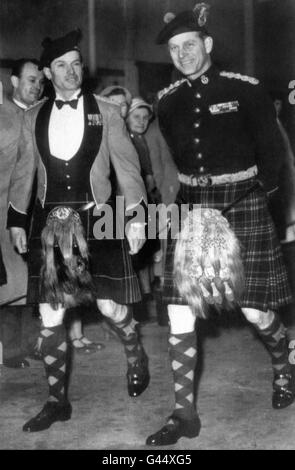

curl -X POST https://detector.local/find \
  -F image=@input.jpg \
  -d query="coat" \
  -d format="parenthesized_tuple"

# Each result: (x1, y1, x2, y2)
(144, 118, 179, 206)
(0, 99, 27, 305)
(7, 94, 147, 233)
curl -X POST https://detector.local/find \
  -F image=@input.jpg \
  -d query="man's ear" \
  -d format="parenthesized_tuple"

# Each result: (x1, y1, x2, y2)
(11, 75, 19, 90)
(43, 67, 52, 80)
(204, 36, 213, 54)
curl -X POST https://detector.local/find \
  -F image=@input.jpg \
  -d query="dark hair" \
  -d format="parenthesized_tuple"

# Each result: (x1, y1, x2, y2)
(11, 58, 40, 78)
(198, 30, 209, 40)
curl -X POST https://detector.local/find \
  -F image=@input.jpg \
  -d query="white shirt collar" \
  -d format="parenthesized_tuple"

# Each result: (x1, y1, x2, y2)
(55, 88, 82, 102)
(13, 98, 28, 110)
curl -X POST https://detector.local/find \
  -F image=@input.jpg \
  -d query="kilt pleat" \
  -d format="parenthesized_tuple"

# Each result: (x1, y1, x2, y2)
(27, 201, 141, 305)
(163, 178, 292, 311)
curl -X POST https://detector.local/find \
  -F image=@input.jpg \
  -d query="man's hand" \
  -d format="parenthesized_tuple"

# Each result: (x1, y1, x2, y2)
(126, 222, 146, 255)
(10, 227, 27, 254)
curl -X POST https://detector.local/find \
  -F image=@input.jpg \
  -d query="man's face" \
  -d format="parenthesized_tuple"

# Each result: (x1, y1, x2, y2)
(127, 107, 150, 134)
(45, 50, 83, 97)
(13, 62, 44, 106)
(168, 31, 212, 79)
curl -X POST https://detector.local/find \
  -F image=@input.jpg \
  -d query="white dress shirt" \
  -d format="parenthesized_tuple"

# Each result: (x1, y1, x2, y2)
(49, 89, 84, 161)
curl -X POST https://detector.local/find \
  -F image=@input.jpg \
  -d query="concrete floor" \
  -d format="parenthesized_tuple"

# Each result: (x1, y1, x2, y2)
(1, 315, 295, 450)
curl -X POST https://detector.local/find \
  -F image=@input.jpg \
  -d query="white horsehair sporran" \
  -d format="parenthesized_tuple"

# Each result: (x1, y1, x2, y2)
(173, 183, 260, 318)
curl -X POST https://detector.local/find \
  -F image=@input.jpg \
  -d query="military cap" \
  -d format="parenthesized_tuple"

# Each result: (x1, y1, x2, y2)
(39, 28, 82, 69)
(156, 2, 210, 44)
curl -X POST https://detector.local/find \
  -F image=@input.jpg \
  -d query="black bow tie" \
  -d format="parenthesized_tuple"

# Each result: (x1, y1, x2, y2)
(55, 98, 79, 110)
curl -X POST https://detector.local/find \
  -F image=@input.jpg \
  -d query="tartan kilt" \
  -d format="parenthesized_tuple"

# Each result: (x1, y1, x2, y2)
(27, 201, 141, 305)
(163, 177, 293, 311)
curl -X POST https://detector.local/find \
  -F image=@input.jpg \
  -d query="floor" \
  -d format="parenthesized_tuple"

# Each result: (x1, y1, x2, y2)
(1, 311, 295, 450)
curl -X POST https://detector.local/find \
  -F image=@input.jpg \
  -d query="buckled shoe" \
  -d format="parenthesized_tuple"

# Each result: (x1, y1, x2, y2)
(127, 349, 150, 397)
(272, 373, 294, 409)
(146, 414, 201, 446)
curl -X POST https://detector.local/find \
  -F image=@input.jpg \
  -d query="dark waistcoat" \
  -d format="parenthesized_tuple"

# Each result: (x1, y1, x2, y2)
(35, 93, 103, 204)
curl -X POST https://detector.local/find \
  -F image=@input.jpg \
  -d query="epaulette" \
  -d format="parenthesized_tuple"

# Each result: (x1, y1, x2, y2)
(25, 96, 48, 112)
(158, 78, 188, 101)
(220, 71, 259, 85)
(94, 94, 121, 107)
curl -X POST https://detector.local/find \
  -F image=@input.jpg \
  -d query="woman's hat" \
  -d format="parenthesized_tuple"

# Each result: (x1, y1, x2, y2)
(128, 97, 153, 116)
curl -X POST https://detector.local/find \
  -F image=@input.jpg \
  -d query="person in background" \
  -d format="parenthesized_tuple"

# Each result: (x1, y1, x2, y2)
(100, 85, 132, 118)
(126, 98, 160, 202)
(0, 59, 44, 368)
(11, 58, 45, 109)
(146, 3, 294, 446)
(68, 306, 105, 353)
(126, 98, 161, 322)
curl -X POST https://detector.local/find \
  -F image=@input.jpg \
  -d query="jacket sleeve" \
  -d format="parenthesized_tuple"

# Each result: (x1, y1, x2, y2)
(107, 106, 147, 211)
(7, 111, 37, 228)
(145, 120, 179, 205)
(244, 84, 285, 193)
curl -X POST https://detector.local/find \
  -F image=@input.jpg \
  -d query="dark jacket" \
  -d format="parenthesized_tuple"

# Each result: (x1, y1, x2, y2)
(157, 65, 284, 192)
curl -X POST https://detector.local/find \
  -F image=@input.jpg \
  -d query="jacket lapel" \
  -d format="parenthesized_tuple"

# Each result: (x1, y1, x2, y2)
(35, 98, 54, 165)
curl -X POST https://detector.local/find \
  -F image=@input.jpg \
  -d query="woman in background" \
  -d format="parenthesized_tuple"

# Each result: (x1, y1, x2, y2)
(126, 98, 161, 322)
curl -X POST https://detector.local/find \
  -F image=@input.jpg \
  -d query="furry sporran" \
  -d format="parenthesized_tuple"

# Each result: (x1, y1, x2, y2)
(40, 206, 94, 309)
(173, 208, 244, 318)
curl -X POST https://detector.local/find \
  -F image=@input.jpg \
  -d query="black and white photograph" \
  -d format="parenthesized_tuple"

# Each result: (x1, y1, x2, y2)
(1, 0, 295, 453)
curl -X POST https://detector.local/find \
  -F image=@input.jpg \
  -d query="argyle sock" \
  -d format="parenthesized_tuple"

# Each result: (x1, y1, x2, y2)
(168, 331, 198, 422)
(255, 313, 291, 388)
(39, 324, 68, 404)
(108, 308, 143, 367)
(286, 326, 295, 366)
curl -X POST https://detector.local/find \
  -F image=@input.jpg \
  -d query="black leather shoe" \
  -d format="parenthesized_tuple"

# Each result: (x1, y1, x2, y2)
(272, 373, 294, 409)
(146, 414, 201, 446)
(127, 350, 150, 397)
(23, 401, 72, 432)
(3, 357, 30, 368)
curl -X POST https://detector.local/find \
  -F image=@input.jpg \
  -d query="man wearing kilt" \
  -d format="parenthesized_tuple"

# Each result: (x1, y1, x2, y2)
(146, 3, 294, 446)
(7, 29, 149, 432)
